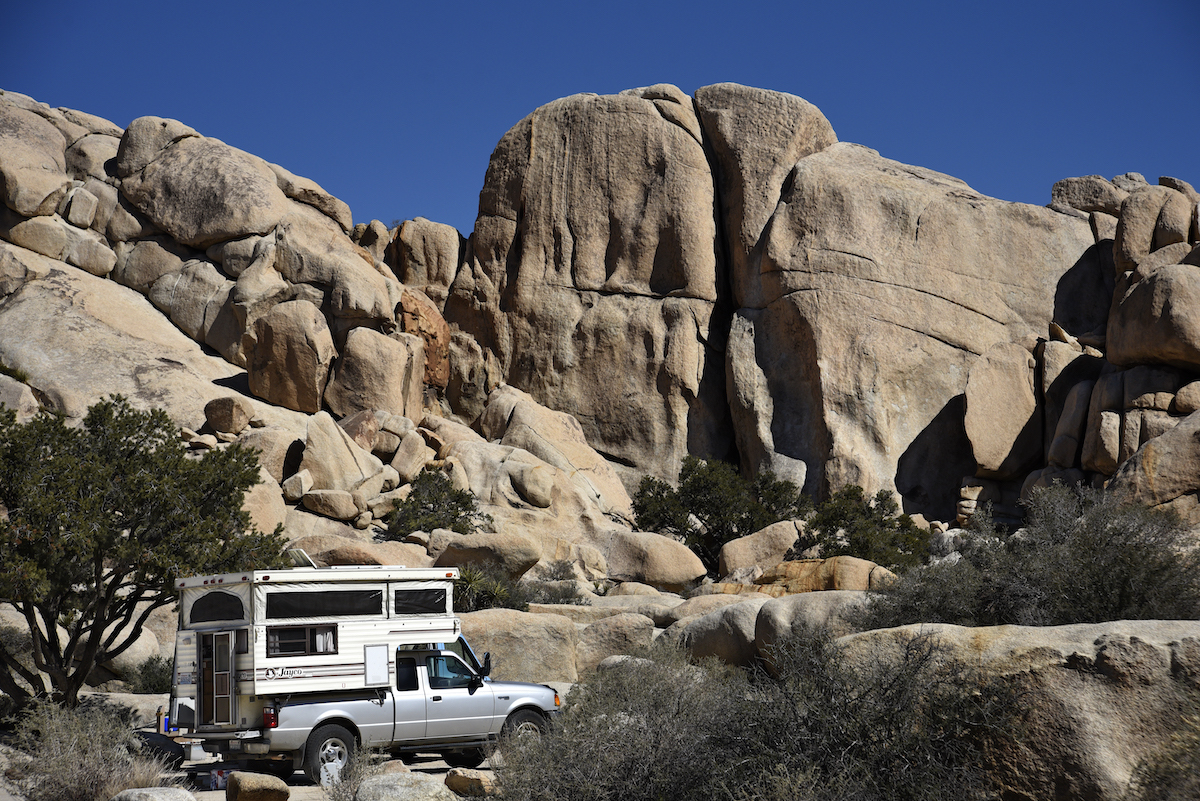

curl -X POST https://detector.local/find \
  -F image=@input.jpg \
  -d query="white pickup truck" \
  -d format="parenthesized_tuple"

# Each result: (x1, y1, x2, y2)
(169, 561, 559, 780)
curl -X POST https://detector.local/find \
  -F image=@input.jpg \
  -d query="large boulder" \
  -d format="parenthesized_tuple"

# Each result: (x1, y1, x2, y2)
(268, 161, 353, 233)
(964, 342, 1041, 479)
(459, 608, 578, 683)
(0, 248, 303, 431)
(247, 299, 336, 414)
(434, 531, 542, 577)
(598, 528, 707, 592)
(838, 621, 1200, 801)
(717, 520, 802, 577)
(753, 591, 870, 666)
(446, 85, 727, 486)
(324, 327, 424, 420)
(0, 101, 71, 216)
(677, 595, 773, 667)
(755, 557, 895, 594)
(298, 411, 386, 494)
(731, 142, 1095, 517)
(692, 82, 838, 305)
(388, 217, 463, 310)
(396, 287, 450, 389)
(225, 771, 288, 801)
(272, 203, 395, 323)
(575, 613, 657, 673)
(356, 773, 460, 801)
(1108, 409, 1200, 511)
(1108, 264, 1200, 370)
(118, 122, 292, 248)
(481, 385, 633, 518)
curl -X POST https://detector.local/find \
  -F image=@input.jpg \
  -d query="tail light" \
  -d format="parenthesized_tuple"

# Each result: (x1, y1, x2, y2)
(263, 707, 278, 728)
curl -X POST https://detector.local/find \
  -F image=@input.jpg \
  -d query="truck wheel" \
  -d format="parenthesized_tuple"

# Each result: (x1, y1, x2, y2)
(304, 724, 355, 784)
(443, 747, 487, 768)
(502, 709, 548, 741)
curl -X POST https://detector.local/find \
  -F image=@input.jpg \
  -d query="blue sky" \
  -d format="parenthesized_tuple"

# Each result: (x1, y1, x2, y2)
(6, 0, 1198, 235)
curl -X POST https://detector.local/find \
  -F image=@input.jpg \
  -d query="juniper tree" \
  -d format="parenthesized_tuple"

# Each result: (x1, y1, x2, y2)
(0, 396, 286, 707)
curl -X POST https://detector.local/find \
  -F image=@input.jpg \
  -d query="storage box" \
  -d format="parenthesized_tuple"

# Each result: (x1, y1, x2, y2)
(209, 769, 229, 790)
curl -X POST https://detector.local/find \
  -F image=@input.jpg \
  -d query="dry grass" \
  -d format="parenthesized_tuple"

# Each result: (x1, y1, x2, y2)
(8, 700, 183, 801)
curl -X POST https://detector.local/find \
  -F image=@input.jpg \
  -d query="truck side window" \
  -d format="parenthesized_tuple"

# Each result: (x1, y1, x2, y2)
(396, 657, 418, 692)
(426, 655, 474, 689)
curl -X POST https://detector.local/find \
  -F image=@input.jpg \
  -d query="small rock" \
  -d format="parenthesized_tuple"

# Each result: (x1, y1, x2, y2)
(204, 395, 255, 435)
(445, 767, 498, 797)
(226, 770, 290, 801)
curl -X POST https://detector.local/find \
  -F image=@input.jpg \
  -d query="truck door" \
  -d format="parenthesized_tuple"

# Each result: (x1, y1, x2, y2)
(423, 654, 495, 738)
(199, 632, 234, 726)
(393, 655, 426, 742)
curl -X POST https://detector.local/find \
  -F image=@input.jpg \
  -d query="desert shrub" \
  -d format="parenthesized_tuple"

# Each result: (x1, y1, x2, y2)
(747, 626, 1011, 801)
(126, 655, 173, 694)
(381, 467, 492, 538)
(633, 456, 809, 574)
(323, 747, 386, 801)
(8, 700, 182, 801)
(541, 559, 577, 581)
(496, 630, 1012, 801)
(524, 580, 592, 606)
(496, 640, 767, 801)
(799, 485, 929, 570)
(1124, 700, 1200, 801)
(861, 484, 1200, 629)
(456, 563, 531, 612)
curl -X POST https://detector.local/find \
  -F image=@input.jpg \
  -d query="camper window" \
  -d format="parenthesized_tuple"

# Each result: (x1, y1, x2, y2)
(266, 590, 382, 619)
(394, 588, 447, 615)
(191, 591, 245, 624)
(266, 625, 337, 657)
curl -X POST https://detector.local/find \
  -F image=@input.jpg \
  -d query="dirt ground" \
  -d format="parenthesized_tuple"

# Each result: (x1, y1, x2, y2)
(186, 753, 486, 800)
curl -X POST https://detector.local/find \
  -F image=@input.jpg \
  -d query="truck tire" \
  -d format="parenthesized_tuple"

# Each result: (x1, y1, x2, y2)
(443, 747, 487, 768)
(502, 709, 548, 741)
(304, 724, 355, 783)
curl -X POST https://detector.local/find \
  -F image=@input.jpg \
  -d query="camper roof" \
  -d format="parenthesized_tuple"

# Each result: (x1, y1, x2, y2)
(175, 565, 460, 590)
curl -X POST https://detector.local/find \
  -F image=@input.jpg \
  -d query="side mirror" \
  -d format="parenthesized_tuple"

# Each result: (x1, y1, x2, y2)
(481, 652, 492, 677)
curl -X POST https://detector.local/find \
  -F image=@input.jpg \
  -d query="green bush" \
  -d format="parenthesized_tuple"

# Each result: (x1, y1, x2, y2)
(799, 485, 930, 570)
(380, 467, 492, 538)
(8, 700, 182, 801)
(633, 456, 809, 574)
(861, 484, 1200, 629)
(496, 630, 1011, 801)
(125, 655, 173, 694)
(456, 563, 531, 612)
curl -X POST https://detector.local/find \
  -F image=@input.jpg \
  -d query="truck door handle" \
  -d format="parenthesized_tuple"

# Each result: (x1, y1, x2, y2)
(431, 696, 442, 702)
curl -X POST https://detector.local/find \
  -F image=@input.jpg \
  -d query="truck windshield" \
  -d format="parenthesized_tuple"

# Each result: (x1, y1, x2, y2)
(448, 636, 484, 673)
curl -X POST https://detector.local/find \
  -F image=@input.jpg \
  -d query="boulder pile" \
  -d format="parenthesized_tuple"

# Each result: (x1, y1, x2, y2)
(954, 172, 1200, 525)
(1, 82, 1197, 801)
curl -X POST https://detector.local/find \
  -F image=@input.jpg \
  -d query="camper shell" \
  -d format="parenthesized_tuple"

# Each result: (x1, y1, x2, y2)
(170, 562, 559, 779)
